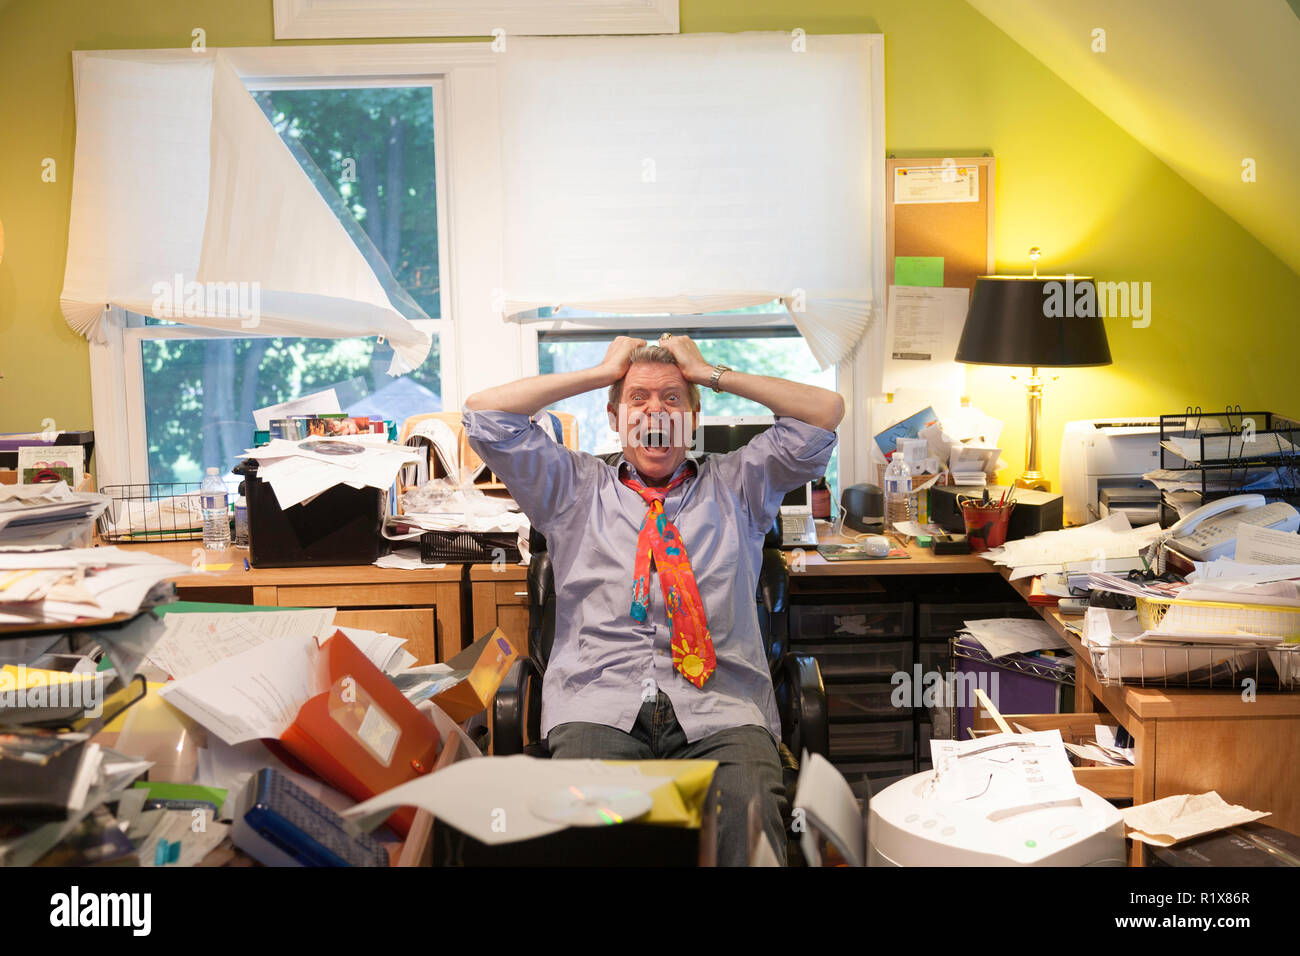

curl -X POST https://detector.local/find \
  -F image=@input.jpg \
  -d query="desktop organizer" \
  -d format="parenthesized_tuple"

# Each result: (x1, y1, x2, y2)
(96, 482, 205, 543)
(1088, 595, 1300, 691)
(1157, 406, 1300, 526)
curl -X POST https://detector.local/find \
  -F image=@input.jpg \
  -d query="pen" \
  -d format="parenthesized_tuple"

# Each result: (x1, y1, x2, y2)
(244, 557, 250, 571)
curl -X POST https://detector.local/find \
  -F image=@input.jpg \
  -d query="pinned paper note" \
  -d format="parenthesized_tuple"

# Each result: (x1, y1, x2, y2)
(894, 256, 944, 287)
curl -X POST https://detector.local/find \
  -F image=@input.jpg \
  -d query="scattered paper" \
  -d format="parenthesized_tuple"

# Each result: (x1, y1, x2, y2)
(158, 634, 327, 744)
(960, 618, 1068, 658)
(137, 809, 230, 867)
(146, 609, 337, 680)
(928, 730, 1079, 810)
(1235, 525, 1300, 565)
(794, 751, 865, 867)
(1122, 791, 1269, 847)
(342, 757, 674, 845)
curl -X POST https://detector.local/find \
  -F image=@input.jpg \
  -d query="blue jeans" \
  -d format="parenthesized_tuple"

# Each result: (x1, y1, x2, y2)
(546, 691, 788, 866)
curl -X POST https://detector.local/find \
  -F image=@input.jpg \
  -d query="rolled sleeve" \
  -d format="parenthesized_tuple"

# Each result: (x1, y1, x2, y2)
(462, 406, 593, 535)
(712, 416, 837, 534)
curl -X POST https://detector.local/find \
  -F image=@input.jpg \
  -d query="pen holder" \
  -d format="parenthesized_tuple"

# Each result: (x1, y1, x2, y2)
(960, 501, 1015, 552)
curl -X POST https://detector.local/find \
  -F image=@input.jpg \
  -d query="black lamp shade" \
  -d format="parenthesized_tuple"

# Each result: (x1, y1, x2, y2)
(955, 276, 1112, 367)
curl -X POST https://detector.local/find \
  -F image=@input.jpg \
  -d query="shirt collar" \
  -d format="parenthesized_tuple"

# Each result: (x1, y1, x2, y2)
(618, 455, 698, 488)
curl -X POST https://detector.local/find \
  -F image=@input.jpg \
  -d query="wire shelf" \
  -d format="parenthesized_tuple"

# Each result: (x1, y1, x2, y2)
(96, 482, 207, 543)
(1089, 642, 1299, 690)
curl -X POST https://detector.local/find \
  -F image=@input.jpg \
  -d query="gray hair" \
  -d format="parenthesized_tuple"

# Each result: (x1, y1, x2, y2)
(607, 345, 701, 411)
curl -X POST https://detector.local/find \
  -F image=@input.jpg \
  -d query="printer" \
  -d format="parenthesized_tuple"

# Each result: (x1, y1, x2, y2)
(1059, 418, 1164, 526)
(867, 733, 1126, 867)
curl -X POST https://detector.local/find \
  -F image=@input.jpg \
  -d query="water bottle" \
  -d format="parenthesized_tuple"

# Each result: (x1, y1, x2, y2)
(883, 455, 914, 530)
(201, 467, 230, 551)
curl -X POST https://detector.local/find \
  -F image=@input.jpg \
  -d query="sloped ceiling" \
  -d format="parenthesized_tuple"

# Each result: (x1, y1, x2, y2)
(966, 0, 1300, 276)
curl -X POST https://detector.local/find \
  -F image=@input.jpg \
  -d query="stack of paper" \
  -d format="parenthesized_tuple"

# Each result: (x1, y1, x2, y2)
(241, 437, 422, 510)
(979, 513, 1163, 579)
(0, 547, 190, 626)
(0, 482, 108, 551)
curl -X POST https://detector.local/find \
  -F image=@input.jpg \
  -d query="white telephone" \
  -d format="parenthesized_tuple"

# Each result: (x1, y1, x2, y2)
(1167, 494, 1300, 562)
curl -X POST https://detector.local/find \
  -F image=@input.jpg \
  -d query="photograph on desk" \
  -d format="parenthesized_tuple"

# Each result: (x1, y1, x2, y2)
(2, 1, 1299, 921)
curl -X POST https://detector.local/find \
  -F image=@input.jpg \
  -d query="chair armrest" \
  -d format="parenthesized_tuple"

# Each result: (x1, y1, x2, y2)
(775, 654, 828, 760)
(492, 657, 536, 756)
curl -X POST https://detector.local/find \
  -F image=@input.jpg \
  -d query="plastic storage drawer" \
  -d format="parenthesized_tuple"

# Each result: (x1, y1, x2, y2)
(917, 602, 1037, 640)
(836, 759, 916, 801)
(919, 641, 950, 674)
(828, 720, 914, 760)
(826, 682, 912, 721)
(800, 642, 912, 682)
(792, 603, 912, 642)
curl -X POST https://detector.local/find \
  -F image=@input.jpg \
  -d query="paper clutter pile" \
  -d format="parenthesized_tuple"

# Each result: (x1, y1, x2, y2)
(240, 437, 422, 510)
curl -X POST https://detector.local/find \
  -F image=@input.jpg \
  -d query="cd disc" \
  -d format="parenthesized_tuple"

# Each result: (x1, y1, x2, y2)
(530, 786, 653, 827)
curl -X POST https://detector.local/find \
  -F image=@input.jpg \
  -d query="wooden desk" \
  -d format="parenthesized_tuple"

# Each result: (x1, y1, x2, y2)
(120, 542, 465, 664)
(999, 571, 1300, 865)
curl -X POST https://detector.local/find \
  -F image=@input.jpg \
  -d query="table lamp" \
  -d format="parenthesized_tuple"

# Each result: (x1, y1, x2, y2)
(954, 248, 1111, 491)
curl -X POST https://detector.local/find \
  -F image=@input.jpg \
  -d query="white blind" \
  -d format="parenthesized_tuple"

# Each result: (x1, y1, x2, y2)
(498, 32, 881, 368)
(60, 51, 431, 375)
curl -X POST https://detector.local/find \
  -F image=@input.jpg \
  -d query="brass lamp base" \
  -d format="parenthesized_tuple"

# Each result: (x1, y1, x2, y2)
(1015, 472, 1051, 492)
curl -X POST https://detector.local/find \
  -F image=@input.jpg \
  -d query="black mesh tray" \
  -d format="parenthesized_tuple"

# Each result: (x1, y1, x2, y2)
(419, 530, 521, 564)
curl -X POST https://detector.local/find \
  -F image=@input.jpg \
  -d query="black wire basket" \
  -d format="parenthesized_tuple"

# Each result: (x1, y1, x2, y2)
(96, 482, 207, 543)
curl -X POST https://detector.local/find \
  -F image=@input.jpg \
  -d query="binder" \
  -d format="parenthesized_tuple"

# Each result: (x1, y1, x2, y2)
(276, 631, 441, 836)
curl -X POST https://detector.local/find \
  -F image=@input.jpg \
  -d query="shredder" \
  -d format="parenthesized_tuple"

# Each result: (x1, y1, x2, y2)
(867, 768, 1126, 866)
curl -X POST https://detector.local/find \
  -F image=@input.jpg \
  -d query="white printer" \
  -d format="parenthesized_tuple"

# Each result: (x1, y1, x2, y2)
(1059, 418, 1164, 526)
(867, 732, 1126, 867)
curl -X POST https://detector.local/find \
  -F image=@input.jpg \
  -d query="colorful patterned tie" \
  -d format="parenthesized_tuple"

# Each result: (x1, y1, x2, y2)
(621, 466, 716, 688)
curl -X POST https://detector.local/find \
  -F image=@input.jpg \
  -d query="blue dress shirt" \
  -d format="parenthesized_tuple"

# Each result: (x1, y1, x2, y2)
(463, 407, 836, 744)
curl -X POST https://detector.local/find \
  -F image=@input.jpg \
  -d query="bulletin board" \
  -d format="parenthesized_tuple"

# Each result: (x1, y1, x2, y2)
(878, 156, 995, 404)
(886, 156, 995, 293)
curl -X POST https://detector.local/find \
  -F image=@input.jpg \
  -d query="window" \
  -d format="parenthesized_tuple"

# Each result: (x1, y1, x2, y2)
(131, 81, 449, 483)
(538, 326, 840, 498)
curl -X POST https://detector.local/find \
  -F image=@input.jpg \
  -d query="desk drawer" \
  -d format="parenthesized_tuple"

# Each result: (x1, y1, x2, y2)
(829, 720, 913, 760)
(918, 602, 1037, 640)
(801, 642, 912, 682)
(334, 608, 438, 665)
(827, 682, 912, 721)
(792, 603, 912, 642)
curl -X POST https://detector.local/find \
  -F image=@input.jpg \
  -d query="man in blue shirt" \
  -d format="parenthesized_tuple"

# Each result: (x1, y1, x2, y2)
(464, 334, 843, 865)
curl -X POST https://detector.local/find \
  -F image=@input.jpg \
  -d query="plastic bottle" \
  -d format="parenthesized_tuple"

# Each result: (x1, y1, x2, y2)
(201, 467, 231, 550)
(882, 455, 914, 530)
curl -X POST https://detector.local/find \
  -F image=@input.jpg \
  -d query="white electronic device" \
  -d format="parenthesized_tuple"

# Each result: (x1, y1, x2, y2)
(1166, 494, 1300, 562)
(1059, 419, 1163, 526)
(779, 482, 819, 548)
(867, 768, 1126, 867)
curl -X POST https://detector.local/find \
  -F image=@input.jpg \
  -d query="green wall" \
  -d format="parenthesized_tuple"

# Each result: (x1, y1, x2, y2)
(1, 0, 1296, 485)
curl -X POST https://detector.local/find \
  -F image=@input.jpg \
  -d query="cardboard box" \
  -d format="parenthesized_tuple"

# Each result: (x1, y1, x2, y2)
(431, 627, 519, 723)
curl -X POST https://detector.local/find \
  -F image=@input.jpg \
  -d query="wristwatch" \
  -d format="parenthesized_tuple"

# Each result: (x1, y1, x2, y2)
(709, 364, 731, 393)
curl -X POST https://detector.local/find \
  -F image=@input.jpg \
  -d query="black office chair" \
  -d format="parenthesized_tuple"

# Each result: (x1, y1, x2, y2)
(491, 455, 829, 862)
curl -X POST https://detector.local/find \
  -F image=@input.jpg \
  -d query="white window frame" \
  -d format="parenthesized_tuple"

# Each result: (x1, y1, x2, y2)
(89, 43, 513, 488)
(272, 0, 680, 40)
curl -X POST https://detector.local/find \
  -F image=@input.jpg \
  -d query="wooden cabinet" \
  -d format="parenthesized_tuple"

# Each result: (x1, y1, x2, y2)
(126, 542, 465, 665)
(470, 564, 531, 655)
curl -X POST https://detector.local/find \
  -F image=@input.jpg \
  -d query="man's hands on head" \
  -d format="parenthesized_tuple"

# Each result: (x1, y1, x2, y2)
(658, 334, 713, 386)
(598, 336, 648, 386)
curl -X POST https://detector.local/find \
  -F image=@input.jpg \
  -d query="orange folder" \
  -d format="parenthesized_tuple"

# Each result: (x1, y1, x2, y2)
(275, 630, 441, 837)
